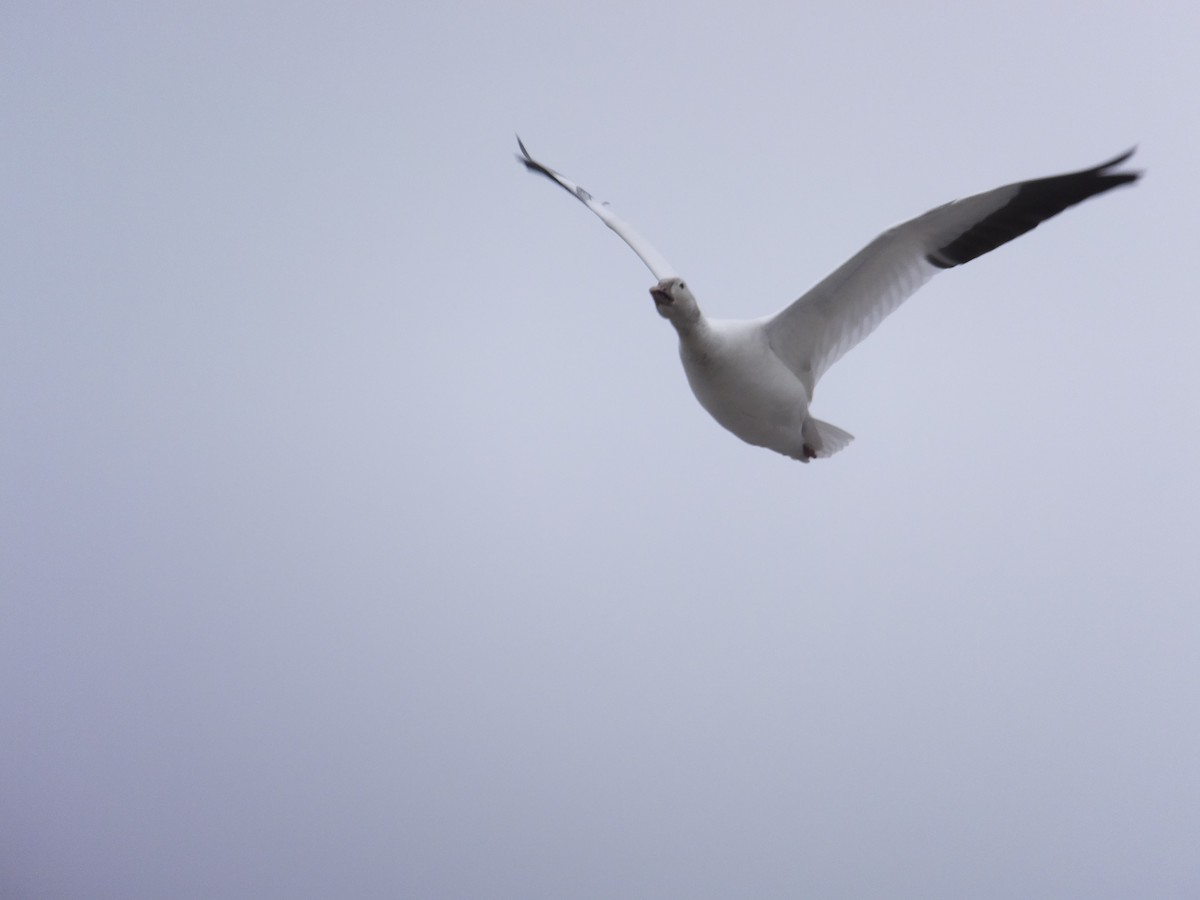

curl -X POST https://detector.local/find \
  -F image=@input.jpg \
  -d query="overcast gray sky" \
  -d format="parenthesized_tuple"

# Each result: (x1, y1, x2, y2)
(4, 2, 1199, 898)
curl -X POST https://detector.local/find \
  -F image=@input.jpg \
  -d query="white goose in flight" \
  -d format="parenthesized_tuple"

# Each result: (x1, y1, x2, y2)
(517, 138, 1140, 462)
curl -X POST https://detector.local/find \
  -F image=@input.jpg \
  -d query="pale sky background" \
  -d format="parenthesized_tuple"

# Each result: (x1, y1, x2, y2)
(3, 2, 1199, 898)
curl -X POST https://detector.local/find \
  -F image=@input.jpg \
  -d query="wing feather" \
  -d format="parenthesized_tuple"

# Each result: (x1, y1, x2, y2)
(516, 137, 679, 282)
(765, 150, 1140, 392)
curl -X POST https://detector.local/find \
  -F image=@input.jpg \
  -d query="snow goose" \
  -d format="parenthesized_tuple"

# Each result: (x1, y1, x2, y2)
(517, 138, 1140, 461)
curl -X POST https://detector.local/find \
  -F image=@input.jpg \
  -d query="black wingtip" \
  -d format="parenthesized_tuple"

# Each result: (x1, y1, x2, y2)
(925, 147, 1144, 269)
(514, 134, 539, 171)
(1101, 146, 1137, 168)
(514, 135, 562, 185)
(1094, 146, 1143, 183)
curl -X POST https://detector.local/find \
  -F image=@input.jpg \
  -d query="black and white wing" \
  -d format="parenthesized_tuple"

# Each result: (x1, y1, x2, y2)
(516, 137, 680, 282)
(765, 150, 1141, 394)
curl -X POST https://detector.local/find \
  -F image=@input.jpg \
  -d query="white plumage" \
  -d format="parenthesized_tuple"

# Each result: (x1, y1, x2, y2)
(517, 138, 1140, 461)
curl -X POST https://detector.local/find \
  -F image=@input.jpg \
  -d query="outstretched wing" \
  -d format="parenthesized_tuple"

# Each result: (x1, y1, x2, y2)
(765, 150, 1141, 394)
(516, 137, 679, 282)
